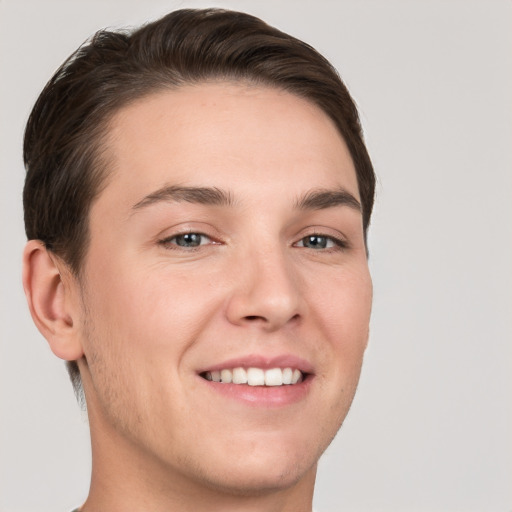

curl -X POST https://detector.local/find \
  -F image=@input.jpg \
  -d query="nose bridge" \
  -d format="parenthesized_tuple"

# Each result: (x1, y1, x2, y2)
(226, 239, 302, 330)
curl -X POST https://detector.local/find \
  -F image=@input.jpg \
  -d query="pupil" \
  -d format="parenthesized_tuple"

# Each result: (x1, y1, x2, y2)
(177, 233, 201, 247)
(305, 235, 327, 249)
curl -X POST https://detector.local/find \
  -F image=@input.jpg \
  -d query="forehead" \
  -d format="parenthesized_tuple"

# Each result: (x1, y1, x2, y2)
(100, 82, 359, 209)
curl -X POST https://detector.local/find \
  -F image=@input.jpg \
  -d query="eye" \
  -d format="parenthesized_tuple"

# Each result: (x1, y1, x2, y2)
(295, 234, 346, 250)
(160, 232, 212, 249)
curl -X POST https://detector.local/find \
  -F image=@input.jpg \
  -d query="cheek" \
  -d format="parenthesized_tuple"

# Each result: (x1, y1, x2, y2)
(310, 264, 372, 382)
(78, 265, 220, 435)
(317, 264, 372, 342)
(79, 260, 227, 392)
(299, 265, 372, 453)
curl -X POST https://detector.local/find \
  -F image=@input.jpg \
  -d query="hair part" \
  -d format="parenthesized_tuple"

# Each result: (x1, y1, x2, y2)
(23, 8, 376, 398)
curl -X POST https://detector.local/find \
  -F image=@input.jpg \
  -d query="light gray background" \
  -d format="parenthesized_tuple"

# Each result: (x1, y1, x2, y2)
(1, 1, 511, 511)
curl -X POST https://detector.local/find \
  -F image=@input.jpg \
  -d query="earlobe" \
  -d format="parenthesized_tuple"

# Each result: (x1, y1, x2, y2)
(22, 240, 84, 361)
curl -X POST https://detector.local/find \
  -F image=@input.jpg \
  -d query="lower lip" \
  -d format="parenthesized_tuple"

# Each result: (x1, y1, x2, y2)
(199, 376, 313, 408)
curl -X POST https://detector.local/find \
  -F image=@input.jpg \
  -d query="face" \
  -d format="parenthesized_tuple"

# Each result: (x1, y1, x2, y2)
(76, 83, 372, 496)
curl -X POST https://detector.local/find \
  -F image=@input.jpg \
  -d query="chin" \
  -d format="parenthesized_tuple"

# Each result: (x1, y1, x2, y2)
(200, 457, 316, 497)
(183, 434, 321, 497)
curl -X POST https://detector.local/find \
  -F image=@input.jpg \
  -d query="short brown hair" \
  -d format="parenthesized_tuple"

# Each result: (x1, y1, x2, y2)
(23, 8, 376, 392)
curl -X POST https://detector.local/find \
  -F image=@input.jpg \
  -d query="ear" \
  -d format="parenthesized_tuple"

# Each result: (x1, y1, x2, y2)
(22, 240, 84, 361)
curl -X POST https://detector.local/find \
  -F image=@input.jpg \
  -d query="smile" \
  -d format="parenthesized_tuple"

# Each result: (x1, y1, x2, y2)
(201, 367, 303, 386)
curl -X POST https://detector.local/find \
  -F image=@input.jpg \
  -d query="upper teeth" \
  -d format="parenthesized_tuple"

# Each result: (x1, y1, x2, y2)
(203, 367, 303, 386)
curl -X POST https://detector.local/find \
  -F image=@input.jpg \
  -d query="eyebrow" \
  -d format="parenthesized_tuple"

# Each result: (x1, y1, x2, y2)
(294, 188, 361, 212)
(131, 184, 361, 213)
(132, 185, 235, 210)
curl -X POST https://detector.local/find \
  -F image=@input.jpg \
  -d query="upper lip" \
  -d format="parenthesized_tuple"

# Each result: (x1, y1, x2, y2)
(197, 354, 314, 375)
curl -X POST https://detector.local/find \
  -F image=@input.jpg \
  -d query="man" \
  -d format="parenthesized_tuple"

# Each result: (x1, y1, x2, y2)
(22, 8, 375, 512)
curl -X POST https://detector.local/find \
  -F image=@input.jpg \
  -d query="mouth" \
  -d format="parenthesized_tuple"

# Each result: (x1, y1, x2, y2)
(196, 354, 314, 407)
(200, 367, 307, 386)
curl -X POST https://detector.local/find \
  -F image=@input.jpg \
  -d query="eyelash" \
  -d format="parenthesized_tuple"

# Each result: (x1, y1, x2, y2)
(158, 232, 215, 250)
(158, 231, 349, 252)
(294, 233, 349, 251)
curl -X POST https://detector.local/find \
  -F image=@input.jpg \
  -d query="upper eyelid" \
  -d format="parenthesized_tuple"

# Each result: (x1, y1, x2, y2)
(156, 224, 221, 242)
(161, 231, 210, 240)
(159, 232, 214, 244)
(294, 233, 348, 248)
(295, 227, 349, 243)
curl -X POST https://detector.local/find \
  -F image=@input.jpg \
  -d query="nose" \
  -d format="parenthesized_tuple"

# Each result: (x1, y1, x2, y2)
(225, 246, 303, 332)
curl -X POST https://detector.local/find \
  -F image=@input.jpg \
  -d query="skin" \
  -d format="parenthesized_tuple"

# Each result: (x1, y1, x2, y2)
(23, 83, 372, 512)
